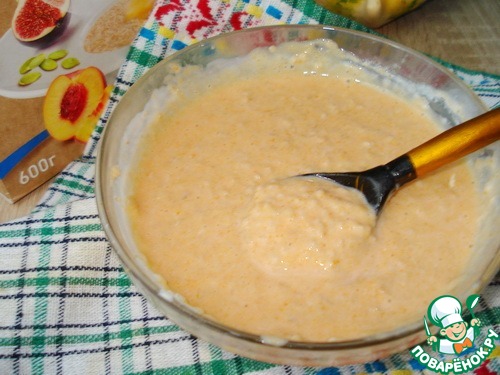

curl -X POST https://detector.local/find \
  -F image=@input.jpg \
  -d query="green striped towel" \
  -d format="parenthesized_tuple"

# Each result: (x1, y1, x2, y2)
(1, 0, 499, 374)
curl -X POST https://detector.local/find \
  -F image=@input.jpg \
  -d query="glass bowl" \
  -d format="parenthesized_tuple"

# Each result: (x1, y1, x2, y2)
(95, 25, 499, 366)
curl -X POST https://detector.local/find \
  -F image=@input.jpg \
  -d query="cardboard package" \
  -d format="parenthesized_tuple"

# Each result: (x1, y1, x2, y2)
(0, 0, 145, 203)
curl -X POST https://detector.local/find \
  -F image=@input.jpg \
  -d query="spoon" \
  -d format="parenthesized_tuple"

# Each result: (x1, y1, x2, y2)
(300, 107, 500, 215)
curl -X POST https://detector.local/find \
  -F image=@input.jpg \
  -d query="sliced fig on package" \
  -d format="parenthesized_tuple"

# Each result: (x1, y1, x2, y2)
(11, 0, 71, 42)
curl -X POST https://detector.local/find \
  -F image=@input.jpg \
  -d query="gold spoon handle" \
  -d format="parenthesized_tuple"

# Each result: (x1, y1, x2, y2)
(407, 108, 500, 177)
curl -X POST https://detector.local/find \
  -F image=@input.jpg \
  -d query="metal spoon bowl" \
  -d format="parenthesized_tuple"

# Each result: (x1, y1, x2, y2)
(300, 108, 500, 215)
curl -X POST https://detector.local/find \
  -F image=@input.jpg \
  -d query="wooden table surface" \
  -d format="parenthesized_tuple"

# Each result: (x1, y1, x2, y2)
(1, 0, 499, 223)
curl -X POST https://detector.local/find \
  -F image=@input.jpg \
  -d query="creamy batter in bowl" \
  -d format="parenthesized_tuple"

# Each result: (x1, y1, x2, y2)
(96, 25, 499, 366)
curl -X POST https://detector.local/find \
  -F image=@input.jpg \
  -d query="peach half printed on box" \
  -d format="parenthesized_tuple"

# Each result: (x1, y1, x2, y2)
(0, 65, 111, 203)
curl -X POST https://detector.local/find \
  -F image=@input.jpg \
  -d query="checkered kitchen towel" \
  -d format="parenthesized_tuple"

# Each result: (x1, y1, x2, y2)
(1, 0, 499, 374)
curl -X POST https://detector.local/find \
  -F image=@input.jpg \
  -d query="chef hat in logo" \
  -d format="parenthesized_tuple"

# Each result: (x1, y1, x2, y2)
(428, 295, 464, 329)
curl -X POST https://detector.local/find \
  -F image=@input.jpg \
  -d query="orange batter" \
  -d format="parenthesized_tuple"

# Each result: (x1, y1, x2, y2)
(127, 41, 477, 341)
